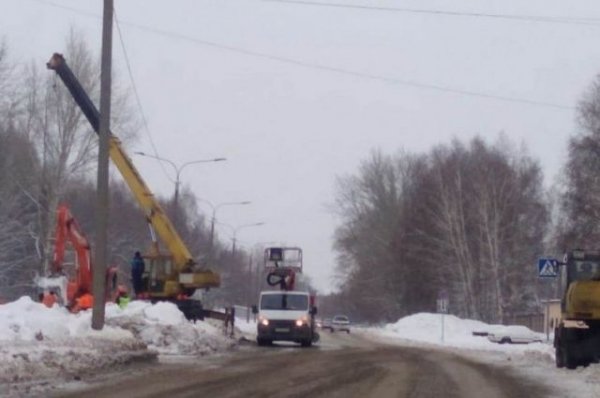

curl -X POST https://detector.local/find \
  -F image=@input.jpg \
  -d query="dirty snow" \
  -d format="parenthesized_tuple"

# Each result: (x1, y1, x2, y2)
(106, 300, 236, 356)
(5, 299, 599, 397)
(361, 313, 600, 398)
(0, 296, 237, 397)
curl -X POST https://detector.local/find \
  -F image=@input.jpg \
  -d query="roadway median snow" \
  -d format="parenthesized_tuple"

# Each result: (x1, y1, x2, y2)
(363, 312, 553, 359)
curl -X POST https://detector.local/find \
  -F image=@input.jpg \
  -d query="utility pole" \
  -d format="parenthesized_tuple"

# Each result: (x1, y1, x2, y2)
(92, 0, 113, 330)
(246, 255, 252, 322)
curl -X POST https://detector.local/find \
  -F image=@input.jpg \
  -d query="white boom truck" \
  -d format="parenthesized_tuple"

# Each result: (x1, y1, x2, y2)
(253, 247, 318, 347)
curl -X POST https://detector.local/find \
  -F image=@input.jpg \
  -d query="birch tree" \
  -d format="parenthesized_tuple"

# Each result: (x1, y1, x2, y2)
(331, 137, 547, 322)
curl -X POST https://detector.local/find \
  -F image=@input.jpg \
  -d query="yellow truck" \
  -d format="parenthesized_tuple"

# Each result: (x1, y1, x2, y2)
(554, 250, 600, 368)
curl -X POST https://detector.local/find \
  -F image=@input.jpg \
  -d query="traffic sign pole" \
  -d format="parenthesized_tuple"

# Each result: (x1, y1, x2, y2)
(441, 313, 445, 343)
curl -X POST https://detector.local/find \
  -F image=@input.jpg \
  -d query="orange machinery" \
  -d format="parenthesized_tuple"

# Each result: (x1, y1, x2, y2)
(51, 204, 117, 310)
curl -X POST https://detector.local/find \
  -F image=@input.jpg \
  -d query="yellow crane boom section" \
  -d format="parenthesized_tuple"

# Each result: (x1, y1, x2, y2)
(108, 135, 194, 270)
(47, 53, 194, 272)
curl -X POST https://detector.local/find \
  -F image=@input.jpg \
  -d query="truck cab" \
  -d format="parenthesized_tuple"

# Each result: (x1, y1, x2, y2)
(255, 290, 317, 347)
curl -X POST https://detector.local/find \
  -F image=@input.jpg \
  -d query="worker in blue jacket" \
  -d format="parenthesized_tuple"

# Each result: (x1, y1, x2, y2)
(131, 251, 145, 297)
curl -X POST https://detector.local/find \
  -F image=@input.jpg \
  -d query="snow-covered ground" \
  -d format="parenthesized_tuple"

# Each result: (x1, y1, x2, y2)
(234, 317, 257, 338)
(0, 296, 237, 397)
(360, 313, 600, 398)
(4, 299, 599, 397)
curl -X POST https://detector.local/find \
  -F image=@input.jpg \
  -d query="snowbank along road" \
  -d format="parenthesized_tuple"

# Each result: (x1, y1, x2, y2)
(56, 332, 548, 398)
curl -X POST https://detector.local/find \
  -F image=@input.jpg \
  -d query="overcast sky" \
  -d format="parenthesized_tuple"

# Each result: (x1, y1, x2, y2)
(3, 0, 600, 293)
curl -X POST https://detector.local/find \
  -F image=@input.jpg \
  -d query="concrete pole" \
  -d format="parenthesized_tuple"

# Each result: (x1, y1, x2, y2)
(208, 211, 216, 265)
(92, 0, 113, 330)
(246, 255, 252, 322)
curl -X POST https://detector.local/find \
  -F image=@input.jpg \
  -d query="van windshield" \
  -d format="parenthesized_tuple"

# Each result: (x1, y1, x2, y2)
(260, 294, 308, 310)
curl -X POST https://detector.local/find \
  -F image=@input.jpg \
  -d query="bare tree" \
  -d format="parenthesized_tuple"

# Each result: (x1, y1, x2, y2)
(0, 127, 40, 300)
(559, 74, 600, 249)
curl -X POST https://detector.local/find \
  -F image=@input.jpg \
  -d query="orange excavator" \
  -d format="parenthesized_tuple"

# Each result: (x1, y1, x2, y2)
(51, 204, 118, 311)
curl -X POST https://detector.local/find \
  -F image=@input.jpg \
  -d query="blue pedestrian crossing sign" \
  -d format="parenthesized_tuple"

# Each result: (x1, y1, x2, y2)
(538, 258, 559, 278)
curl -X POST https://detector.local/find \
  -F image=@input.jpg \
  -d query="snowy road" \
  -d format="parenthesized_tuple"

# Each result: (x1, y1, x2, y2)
(54, 332, 548, 398)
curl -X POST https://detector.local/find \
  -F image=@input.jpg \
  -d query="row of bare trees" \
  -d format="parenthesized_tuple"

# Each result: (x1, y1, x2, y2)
(330, 138, 548, 323)
(329, 74, 600, 323)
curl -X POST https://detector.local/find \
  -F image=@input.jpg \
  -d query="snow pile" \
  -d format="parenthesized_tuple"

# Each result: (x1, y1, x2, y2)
(0, 296, 237, 396)
(0, 297, 149, 392)
(365, 312, 553, 357)
(0, 296, 131, 341)
(105, 301, 235, 355)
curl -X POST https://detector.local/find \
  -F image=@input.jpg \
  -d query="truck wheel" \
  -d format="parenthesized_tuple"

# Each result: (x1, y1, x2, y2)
(564, 345, 578, 369)
(312, 332, 320, 343)
(301, 339, 312, 347)
(555, 346, 565, 368)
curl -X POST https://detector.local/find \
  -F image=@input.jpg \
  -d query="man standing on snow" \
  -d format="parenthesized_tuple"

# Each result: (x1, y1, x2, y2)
(131, 251, 145, 297)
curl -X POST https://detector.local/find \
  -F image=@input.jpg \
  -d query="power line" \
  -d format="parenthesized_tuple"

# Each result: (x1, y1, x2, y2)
(113, 9, 173, 182)
(263, 0, 600, 27)
(29, 0, 575, 110)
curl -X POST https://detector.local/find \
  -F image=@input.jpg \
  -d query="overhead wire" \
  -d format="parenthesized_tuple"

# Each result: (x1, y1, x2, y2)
(29, 0, 575, 110)
(113, 7, 173, 182)
(262, 0, 600, 27)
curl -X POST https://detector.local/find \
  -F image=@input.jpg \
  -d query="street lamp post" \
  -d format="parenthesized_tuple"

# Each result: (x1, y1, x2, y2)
(134, 152, 226, 207)
(195, 198, 252, 265)
(209, 201, 251, 255)
(231, 222, 266, 256)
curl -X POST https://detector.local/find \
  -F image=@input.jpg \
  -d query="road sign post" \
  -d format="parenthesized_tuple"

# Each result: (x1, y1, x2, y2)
(537, 258, 559, 278)
(437, 290, 449, 343)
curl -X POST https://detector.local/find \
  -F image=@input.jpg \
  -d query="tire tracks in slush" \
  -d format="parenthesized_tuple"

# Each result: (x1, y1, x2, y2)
(53, 334, 550, 398)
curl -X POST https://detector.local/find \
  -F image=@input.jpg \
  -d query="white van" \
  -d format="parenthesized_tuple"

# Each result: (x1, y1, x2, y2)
(254, 290, 317, 347)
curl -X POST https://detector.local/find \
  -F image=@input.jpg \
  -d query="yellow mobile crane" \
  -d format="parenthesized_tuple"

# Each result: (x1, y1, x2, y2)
(47, 53, 221, 320)
(554, 250, 600, 369)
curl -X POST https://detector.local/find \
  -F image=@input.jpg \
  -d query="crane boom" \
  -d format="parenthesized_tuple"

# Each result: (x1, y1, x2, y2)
(47, 53, 193, 270)
(47, 53, 219, 293)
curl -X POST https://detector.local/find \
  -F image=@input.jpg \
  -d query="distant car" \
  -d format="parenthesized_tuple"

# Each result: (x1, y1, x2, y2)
(331, 315, 351, 333)
(487, 325, 543, 344)
(321, 318, 333, 331)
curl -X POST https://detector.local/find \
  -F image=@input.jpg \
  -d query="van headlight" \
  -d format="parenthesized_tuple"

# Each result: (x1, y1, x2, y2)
(259, 317, 269, 326)
(295, 316, 308, 327)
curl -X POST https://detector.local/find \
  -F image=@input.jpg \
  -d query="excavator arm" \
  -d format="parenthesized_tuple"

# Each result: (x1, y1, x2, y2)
(47, 53, 219, 291)
(52, 204, 119, 308)
(52, 204, 92, 300)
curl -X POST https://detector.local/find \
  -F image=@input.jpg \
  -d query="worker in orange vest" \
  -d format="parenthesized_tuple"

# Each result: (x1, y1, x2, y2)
(72, 293, 94, 312)
(42, 291, 58, 308)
